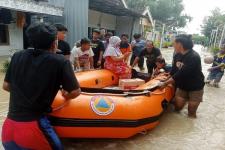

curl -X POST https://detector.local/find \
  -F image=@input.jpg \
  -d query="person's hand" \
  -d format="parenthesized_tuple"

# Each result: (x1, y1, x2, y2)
(97, 60, 102, 66)
(128, 65, 132, 69)
(124, 52, 131, 58)
(61, 90, 69, 98)
(208, 67, 214, 72)
(157, 81, 167, 89)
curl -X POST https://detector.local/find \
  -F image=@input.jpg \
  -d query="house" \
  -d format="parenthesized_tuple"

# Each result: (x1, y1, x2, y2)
(0, 0, 154, 56)
(48, 0, 154, 47)
(0, 0, 63, 56)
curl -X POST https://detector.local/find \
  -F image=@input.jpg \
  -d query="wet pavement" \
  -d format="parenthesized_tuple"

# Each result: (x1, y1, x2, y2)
(0, 46, 225, 150)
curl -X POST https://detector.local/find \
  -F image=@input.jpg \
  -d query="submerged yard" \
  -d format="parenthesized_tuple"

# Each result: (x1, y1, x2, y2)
(0, 47, 225, 150)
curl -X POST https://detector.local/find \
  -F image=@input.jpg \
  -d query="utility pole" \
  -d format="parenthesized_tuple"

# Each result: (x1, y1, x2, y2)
(219, 24, 225, 48)
(152, 20, 156, 42)
(214, 27, 219, 48)
(209, 30, 214, 47)
(160, 24, 165, 50)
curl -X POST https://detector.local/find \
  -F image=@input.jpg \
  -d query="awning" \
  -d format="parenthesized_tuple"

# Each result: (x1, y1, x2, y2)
(89, 0, 145, 18)
(0, 0, 63, 16)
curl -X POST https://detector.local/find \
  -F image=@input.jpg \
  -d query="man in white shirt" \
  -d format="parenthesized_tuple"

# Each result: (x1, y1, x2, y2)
(71, 38, 94, 71)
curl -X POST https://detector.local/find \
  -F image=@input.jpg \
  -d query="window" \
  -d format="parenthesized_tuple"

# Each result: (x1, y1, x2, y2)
(0, 25, 9, 45)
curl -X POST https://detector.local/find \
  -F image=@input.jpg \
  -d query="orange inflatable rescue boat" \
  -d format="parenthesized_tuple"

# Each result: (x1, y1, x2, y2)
(49, 69, 174, 138)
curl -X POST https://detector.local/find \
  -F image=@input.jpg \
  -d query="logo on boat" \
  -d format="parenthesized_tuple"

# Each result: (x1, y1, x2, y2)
(90, 96, 115, 116)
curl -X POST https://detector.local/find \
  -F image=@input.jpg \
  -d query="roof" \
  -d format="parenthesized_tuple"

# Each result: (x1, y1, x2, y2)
(0, 0, 63, 16)
(89, 0, 145, 18)
(142, 6, 154, 27)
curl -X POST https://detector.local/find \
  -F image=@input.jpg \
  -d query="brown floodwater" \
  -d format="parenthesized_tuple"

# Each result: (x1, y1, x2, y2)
(0, 46, 225, 150)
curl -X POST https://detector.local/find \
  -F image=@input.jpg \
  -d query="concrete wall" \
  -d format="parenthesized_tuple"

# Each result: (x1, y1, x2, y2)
(88, 10, 143, 40)
(0, 23, 23, 56)
(116, 16, 141, 41)
(88, 10, 117, 30)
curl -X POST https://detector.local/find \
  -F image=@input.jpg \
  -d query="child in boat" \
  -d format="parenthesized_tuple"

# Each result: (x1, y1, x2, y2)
(120, 34, 132, 64)
(206, 45, 225, 87)
(152, 58, 172, 78)
(70, 38, 94, 71)
(104, 36, 132, 79)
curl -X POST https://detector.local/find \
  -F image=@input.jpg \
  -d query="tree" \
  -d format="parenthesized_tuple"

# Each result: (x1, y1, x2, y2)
(126, 0, 192, 29)
(201, 8, 225, 39)
(192, 34, 208, 46)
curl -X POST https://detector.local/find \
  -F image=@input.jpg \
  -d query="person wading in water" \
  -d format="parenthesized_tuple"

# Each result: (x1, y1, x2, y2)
(2, 23, 81, 150)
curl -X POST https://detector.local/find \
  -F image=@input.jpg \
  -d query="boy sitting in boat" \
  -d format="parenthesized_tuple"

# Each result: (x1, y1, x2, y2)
(206, 45, 225, 87)
(71, 38, 94, 71)
(152, 58, 172, 78)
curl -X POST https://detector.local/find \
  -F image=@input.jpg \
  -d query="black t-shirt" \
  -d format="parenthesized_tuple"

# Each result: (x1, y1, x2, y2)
(5, 49, 79, 121)
(57, 40, 71, 56)
(170, 52, 183, 76)
(91, 39, 105, 68)
(139, 47, 161, 64)
(172, 50, 205, 91)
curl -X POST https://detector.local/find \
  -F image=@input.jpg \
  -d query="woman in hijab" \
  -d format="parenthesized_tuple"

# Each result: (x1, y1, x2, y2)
(104, 36, 131, 79)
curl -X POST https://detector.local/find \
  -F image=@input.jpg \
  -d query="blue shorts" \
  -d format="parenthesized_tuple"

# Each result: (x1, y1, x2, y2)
(207, 71, 224, 82)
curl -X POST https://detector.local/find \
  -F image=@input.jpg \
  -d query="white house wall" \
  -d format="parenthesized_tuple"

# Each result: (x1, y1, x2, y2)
(0, 23, 23, 56)
(88, 10, 116, 30)
(116, 16, 141, 40)
(88, 10, 100, 28)
(101, 13, 116, 30)
(116, 16, 133, 36)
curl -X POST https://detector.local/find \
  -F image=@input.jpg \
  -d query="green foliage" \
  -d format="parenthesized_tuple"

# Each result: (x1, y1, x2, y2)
(192, 34, 209, 46)
(126, 0, 192, 29)
(154, 41, 160, 48)
(163, 41, 173, 48)
(210, 46, 220, 54)
(201, 8, 225, 40)
(1, 60, 10, 73)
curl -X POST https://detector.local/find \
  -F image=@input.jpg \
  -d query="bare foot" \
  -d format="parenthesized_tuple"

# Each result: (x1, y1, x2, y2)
(188, 114, 197, 119)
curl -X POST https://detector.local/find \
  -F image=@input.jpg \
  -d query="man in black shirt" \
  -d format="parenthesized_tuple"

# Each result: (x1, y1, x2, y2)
(132, 41, 162, 74)
(91, 29, 105, 68)
(2, 23, 80, 150)
(159, 34, 205, 118)
(55, 23, 71, 60)
(170, 52, 183, 76)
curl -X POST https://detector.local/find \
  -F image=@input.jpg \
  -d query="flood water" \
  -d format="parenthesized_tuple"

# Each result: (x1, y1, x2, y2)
(0, 46, 225, 150)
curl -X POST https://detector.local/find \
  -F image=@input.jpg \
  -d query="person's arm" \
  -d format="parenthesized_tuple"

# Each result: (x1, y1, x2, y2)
(3, 81, 10, 92)
(61, 88, 81, 100)
(208, 57, 225, 71)
(158, 77, 175, 88)
(208, 64, 225, 71)
(97, 42, 105, 66)
(89, 48, 94, 69)
(90, 56, 94, 69)
(61, 60, 81, 100)
(111, 52, 130, 62)
(131, 57, 140, 67)
(98, 51, 103, 66)
(3, 55, 13, 92)
(64, 42, 71, 60)
(132, 49, 145, 67)
(75, 57, 80, 70)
